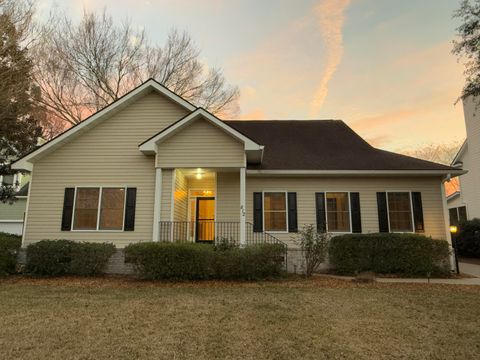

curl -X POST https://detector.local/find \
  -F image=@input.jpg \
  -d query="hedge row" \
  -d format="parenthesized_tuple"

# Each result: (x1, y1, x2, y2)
(329, 233, 450, 276)
(26, 240, 116, 277)
(0, 232, 22, 276)
(125, 242, 285, 280)
(455, 219, 480, 258)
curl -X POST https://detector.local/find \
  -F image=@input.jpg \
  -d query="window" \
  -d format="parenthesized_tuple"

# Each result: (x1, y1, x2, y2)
(1, 174, 14, 186)
(387, 192, 413, 232)
(99, 188, 125, 230)
(326, 192, 351, 232)
(72, 187, 125, 231)
(449, 206, 467, 226)
(264, 192, 287, 232)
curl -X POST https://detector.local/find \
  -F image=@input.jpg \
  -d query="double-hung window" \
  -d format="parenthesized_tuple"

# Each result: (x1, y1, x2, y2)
(263, 192, 287, 232)
(326, 192, 351, 232)
(387, 192, 413, 232)
(72, 187, 126, 231)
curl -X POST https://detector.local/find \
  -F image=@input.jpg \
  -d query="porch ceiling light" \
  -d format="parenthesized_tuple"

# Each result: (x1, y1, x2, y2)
(196, 168, 204, 180)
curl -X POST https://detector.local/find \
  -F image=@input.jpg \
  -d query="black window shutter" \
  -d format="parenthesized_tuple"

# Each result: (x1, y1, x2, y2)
(315, 192, 326, 233)
(411, 192, 424, 233)
(376, 192, 389, 233)
(124, 188, 137, 231)
(287, 192, 298, 233)
(61, 188, 75, 231)
(350, 192, 362, 233)
(253, 192, 263, 232)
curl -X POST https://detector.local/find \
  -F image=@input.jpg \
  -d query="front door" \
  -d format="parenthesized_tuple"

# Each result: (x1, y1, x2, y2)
(196, 197, 215, 242)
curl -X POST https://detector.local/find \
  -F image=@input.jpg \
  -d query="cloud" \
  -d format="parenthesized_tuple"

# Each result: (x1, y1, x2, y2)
(309, 0, 351, 116)
(236, 109, 267, 120)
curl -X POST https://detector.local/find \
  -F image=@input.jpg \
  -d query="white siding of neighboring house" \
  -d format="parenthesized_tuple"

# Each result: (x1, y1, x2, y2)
(450, 97, 480, 219)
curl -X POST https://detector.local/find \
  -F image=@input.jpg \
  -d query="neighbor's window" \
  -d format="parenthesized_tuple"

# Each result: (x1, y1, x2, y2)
(387, 192, 413, 232)
(73, 187, 125, 231)
(326, 192, 351, 232)
(449, 206, 467, 226)
(264, 192, 287, 231)
(1, 174, 14, 186)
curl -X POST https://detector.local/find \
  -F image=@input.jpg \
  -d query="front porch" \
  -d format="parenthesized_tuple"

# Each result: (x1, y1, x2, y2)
(152, 167, 287, 250)
(153, 167, 248, 243)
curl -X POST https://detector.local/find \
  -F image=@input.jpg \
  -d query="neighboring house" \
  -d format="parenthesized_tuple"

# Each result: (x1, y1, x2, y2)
(0, 173, 29, 235)
(12, 79, 464, 271)
(448, 96, 480, 225)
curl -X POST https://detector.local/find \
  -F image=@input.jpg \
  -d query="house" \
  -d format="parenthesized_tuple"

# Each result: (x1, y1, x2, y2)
(0, 172, 29, 235)
(448, 96, 480, 225)
(12, 79, 464, 272)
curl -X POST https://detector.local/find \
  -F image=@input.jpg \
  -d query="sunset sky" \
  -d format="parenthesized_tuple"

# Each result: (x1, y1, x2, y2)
(38, 0, 467, 152)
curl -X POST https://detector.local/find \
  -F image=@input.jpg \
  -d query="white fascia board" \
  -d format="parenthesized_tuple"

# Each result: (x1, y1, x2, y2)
(451, 140, 467, 166)
(246, 169, 468, 177)
(12, 79, 196, 171)
(139, 108, 263, 152)
(446, 191, 461, 202)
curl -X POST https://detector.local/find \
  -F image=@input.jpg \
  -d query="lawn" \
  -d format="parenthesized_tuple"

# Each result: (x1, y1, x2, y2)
(1, 276, 479, 360)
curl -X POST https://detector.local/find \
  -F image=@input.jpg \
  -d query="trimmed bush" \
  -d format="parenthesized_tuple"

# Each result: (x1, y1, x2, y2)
(0, 232, 22, 276)
(69, 242, 116, 276)
(456, 219, 480, 258)
(26, 240, 116, 277)
(329, 233, 450, 276)
(125, 242, 285, 280)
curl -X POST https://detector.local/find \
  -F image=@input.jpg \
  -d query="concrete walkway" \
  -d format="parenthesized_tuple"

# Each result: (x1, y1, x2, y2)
(320, 271, 480, 286)
(459, 261, 480, 278)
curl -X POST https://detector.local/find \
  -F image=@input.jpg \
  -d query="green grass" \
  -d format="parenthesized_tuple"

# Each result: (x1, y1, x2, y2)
(1, 276, 479, 359)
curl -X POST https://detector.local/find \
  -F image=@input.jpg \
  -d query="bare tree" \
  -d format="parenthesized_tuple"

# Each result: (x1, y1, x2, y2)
(33, 9, 239, 133)
(402, 141, 462, 197)
(402, 141, 462, 165)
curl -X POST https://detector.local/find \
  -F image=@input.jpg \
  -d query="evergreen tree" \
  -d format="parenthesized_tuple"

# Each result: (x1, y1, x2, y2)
(0, 12, 42, 202)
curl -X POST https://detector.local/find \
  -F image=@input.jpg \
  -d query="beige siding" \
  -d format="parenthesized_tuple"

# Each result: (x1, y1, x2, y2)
(160, 169, 174, 221)
(187, 176, 215, 191)
(156, 119, 245, 168)
(24, 92, 189, 247)
(246, 176, 447, 246)
(0, 198, 27, 221)
(174, 170, 188, 222)
(216, 172, 240, 222)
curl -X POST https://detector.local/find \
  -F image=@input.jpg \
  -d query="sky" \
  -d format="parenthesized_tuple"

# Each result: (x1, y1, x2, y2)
(37, 0, 467, 152)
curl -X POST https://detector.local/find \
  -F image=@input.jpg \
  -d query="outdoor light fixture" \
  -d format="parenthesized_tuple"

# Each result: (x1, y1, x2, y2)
(450, 225, 460, 275)
(196, 168, 203, 180)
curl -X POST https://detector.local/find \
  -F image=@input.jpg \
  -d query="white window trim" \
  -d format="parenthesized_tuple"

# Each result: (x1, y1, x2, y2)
(262, 191, 289, 234)
(386, 191, 415, 233)
(71, 186, 128, 232)
(324, 191, 353, 234)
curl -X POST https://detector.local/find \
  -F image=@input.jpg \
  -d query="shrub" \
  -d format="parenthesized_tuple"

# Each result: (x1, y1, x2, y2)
(26, 240, 116, 277)
(125, 242, 285, 280)
(0, 232, 22, 276)
(294, 224, 330, 276)
(69, 242, 116, 276)
(456, 219, 480, 258)
(329, 233, 450, 276)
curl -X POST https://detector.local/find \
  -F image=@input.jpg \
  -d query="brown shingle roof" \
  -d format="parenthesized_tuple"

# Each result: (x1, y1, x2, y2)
(223, 120, 456, 171)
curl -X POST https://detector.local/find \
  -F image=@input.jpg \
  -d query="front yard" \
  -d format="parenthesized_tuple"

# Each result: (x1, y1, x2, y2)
(1, 276, 479, 359)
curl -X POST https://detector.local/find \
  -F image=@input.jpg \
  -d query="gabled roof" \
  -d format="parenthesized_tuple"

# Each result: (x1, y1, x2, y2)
(224, 120, 465, 174)
(451, 140, 467, 166)
(12, 79, 197, 171)
(139, 108, 263, 153)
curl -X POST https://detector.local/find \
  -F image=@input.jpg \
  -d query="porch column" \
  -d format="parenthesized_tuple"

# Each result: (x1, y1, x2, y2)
(152, 168, 162, 242)
(240, 167, 246, 246)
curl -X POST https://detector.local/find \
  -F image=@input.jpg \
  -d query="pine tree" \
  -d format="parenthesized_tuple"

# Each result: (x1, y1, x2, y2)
(0, 12, 42, 202)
